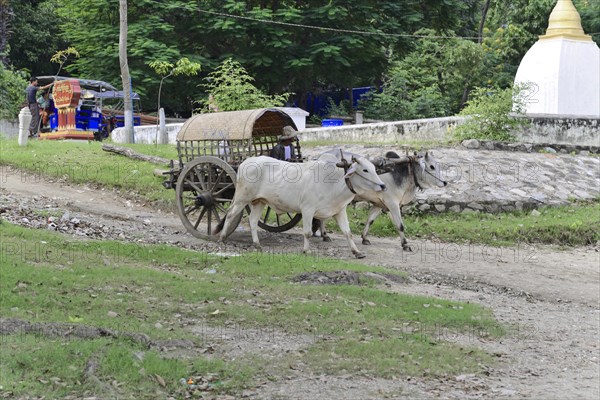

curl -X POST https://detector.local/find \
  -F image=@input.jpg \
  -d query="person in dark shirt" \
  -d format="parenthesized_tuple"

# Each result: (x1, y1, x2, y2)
(26, 77, 53, 137)
(270, 126, 297, 161)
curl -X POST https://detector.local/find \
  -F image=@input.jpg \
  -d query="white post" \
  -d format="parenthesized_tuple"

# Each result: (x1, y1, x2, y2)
(355, 111, 364, 125)
(18, 107, 32, 146)
(158, 108, 167, 144)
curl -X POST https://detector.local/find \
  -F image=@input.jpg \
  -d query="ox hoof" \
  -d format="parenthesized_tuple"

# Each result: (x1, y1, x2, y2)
(322, 236, 332, 243)
(362, 238, 371, 245)
(402, 244, 413, 252)
(354, 251, 366, 259)
(253, 244, 263, 252)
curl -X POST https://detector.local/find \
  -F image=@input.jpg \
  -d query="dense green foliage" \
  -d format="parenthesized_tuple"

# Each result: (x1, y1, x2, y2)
(0, 64, 27, 119)
(363, 30, 486, 120)
(4, 0, 68, 75)
(2, 0, 599, 118)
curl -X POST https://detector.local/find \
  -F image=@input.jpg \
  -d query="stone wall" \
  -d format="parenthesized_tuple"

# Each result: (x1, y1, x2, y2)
(513, 114, 600, 146)
(300, 115, 599, 147)
(299, 116, 461, 143)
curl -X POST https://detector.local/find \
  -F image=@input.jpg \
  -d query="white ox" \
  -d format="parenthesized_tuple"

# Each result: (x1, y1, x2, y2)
(316, 150, 447, 251)
(214, 155, 387, 258)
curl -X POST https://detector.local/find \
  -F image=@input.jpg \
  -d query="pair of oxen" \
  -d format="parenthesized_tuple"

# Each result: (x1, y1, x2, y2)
(215, 150, 447, 258)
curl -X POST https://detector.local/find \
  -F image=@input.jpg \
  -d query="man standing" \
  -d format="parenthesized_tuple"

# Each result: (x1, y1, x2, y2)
(26, 77, 53, 137)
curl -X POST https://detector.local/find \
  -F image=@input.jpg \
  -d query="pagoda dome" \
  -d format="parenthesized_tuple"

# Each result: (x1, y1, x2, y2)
(514, 0, 599, 117)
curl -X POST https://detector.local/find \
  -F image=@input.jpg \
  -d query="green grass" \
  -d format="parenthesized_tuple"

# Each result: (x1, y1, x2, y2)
(0, 137, 178, 207)
(336, 201, 600, 247)
(1, 222, 503, 398)
(0, 336, 254, 399)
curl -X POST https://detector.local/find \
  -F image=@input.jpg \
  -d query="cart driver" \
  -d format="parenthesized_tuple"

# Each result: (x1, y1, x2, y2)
(270, 126, 297, 161)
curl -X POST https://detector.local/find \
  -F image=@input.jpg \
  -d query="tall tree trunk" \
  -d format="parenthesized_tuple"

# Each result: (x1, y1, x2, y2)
(478, 0, 492, 44)
(0, 0, 13, 66)
(119, 0, 133, 143)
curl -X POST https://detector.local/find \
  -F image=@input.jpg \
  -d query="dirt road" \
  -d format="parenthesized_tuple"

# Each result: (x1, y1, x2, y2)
(1, 168, 598, 399)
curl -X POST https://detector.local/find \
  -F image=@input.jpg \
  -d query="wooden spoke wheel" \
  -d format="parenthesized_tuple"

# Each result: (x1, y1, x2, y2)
(258, 206, 302, 232)
(175, 156, 242, 240)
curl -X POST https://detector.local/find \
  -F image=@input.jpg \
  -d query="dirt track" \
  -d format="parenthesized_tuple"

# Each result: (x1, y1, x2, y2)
(1, 168, 599, 399)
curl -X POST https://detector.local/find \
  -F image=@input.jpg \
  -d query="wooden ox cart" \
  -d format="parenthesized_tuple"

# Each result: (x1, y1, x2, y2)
(163, 108, 304, 240)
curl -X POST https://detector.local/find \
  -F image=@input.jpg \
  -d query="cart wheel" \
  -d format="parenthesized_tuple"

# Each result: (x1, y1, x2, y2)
(175, 156, 242, 240)
(258, 206, 302, 232)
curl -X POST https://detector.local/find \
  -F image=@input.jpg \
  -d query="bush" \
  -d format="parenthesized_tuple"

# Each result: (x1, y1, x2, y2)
(325, 97, 351, 117)
(199, 58, 290, 112)
(453, 84, 530, 142)
(0, 66, 28, 120)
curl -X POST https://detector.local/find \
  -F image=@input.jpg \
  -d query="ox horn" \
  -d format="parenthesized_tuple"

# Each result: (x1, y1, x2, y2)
(336, 149, 350, 168)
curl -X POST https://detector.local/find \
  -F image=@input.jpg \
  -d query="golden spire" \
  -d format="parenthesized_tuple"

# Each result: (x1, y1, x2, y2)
(540, 0, 592, 41)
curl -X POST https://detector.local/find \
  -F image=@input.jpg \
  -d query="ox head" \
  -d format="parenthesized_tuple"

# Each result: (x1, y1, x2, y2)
(385, 150, 447, 188)
(415, 151, 447, 188)
(337, 155, 387, 193)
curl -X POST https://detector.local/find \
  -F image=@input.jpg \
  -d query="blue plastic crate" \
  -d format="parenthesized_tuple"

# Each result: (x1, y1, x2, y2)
(322, 119, 343, 127)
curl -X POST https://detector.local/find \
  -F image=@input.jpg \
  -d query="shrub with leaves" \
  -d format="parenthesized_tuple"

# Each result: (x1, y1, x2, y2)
(200, 58, 290, 112)
(325, 97, 351, 117)
(0, 65, 28, 120)
(453, 84, 530, 142)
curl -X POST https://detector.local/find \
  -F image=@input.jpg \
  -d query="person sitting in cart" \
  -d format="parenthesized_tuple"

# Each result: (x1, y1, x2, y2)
(270, 126, 298, 161)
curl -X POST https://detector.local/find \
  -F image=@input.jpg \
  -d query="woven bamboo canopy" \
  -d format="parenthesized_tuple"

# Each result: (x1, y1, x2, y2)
(176, 108, 298, 142)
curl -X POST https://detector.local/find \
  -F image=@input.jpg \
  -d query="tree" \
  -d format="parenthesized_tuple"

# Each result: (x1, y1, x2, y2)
(54, 0, 477, 116)
(148, 57, 200, 143)
(364, 30, 485, 121)
(148, 57, 201, 116)
(0, 0, 13, 66)
(49, 47, 79, 77)
(201, 58, 290, 112)
(119, 0, 133, 143)
(56, 0, 201, 114)
(0, 64, 27, 119)
(6, 0, 67, 74)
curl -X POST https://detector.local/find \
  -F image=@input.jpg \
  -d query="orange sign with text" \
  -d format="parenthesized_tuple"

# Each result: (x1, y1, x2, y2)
(52, 79, 81, 108)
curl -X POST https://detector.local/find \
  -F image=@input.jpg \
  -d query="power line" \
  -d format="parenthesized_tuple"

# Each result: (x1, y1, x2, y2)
(146, 0, 600, 41)
(195, 8, 488, 40)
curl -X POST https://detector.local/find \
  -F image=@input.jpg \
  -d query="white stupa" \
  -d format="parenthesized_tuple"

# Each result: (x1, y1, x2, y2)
(514, 0, 600, 117)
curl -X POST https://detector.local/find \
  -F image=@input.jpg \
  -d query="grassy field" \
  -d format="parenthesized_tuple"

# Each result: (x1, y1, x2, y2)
(1, 222, 501, 398)
(1, 138, 597, 247)
(0, 138, 178, 207)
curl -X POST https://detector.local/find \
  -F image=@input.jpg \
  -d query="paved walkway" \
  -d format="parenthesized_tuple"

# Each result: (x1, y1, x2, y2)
(304, 145, 600, 212)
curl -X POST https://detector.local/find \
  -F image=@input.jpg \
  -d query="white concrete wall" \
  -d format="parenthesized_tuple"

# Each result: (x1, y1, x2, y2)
(0, 119, 19, 138)
(111, 123, 184, 144)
